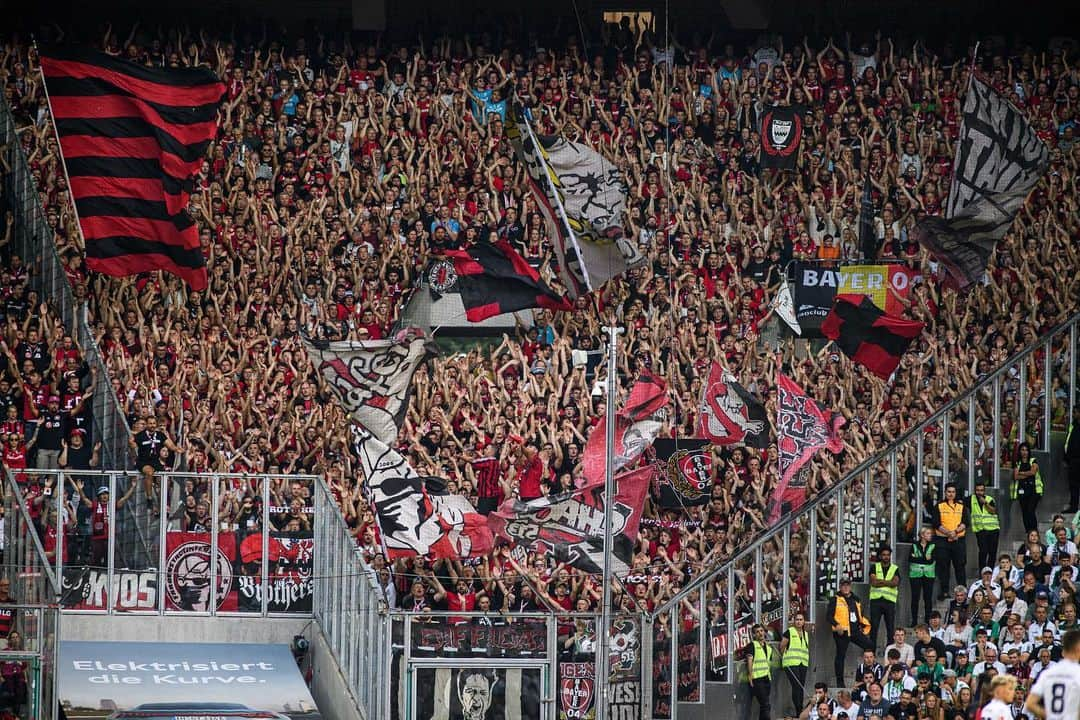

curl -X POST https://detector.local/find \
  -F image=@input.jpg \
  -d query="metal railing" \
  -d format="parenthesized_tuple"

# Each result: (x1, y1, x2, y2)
(649, 309, 1079, 697)
(5, 468, 316, 618)
(312, 475, 389, 720)
(2, 467, 62, 720)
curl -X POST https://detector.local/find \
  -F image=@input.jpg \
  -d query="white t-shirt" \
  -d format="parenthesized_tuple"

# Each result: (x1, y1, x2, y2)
(1031, 658, 1080, 720)
(980, 698, 1013, 720)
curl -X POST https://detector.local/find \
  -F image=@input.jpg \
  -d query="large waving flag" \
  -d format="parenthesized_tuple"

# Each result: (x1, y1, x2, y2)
(698, 362, 769, 448)
(506, 95, 644, 298)
(582, 373, 668, 485)
(912, 75, 1049, 289)
(352, 427, 493, 560)
(302, 327, 434, 446)
(40, 48, 225, 290)
(487, 465, 652, 575)
(821, 295, 925, 380)
(770, 373, 845, 522)
(429, 240, 572, 321)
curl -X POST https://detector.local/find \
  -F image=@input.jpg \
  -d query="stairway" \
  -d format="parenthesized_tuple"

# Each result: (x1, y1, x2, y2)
(680, 433, 1068, 720)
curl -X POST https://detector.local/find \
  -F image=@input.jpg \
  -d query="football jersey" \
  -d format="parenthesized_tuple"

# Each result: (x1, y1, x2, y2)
(979, 698, 1013, 720)
(1031, 658, 1080, 720)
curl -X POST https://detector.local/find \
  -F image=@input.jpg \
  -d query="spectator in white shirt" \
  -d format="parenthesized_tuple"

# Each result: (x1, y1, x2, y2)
(972, 647, 1007, 677)
(1027, 605, 1059, 642)
(1030, 647, 1056, 680)
(992, 585, 1028, 623)
(884, 627, 915, 667)
(968, 567, 1002, 604)
(999, 622, 1034, 664)
(942, 609, 973, 660)
(1046, 527, 1078, 565)
(991, 554, 1022, 590)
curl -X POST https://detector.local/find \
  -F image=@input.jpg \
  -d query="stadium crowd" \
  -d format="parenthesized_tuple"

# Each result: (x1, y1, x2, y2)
(2, 18, 1080, 702)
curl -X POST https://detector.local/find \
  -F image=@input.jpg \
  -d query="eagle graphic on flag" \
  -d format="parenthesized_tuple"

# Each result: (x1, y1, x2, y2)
(770, 373, 846, 521)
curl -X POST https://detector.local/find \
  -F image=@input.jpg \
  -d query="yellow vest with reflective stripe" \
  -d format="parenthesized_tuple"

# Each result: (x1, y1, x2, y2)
(1010, 467, 1044, 499)
(782, 628, 809, 667)
(869, 563, 898, 603)
(751, 641, 774, 679)
(970, 495, 1000, 532)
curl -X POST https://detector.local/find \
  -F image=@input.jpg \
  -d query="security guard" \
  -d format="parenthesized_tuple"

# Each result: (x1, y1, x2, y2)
(868, 545, 900, 648)
(970, 481, 1000, 571)
(908, 526, 936, 626)
(780, 612, 811, 716)
(827, 577, 873, 687)
(747, 623, 775, 720)
(932, 483, 969, 600)
(1066, 407, 1080, 513)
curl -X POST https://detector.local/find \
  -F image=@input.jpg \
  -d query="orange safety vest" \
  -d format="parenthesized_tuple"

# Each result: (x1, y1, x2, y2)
(833, 594, 871, 635)
(936, 501, 965, 538)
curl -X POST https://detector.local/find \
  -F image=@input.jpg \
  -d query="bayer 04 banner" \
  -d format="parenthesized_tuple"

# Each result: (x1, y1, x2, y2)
(792, 262, 919, 337)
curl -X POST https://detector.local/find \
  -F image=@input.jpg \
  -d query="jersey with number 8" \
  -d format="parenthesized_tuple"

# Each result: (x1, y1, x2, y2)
(1032, 659, 1080, 720)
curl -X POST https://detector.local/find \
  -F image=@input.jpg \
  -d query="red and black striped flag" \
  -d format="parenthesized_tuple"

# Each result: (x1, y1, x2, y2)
(429, 240, 572, 322)
(40, 48, 225, 291)
(821, 294, 925, 379)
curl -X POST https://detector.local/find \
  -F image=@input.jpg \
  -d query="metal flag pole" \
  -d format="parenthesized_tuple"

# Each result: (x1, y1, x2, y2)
(597, 324, 623, 720)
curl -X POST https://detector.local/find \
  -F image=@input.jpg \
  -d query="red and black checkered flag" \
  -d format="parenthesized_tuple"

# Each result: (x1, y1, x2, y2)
(40, 48, 225, 291)
(821, 294, 925, 379)
(433, 240, 571, 322)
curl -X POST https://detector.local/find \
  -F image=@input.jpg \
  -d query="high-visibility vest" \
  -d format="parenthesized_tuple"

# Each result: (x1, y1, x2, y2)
(1010, 465, 1044, 499)
(937, 501, 965, 538)
(869, 563, 898, 603)
(909, 542, 936, 579)
(970, 495, 1000, 532)
(833, 594, 871, 635)
(782, 627, 810, 668)
(751, 641, 774, 679)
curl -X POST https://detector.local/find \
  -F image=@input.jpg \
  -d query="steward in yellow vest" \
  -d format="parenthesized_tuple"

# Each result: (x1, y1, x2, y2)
(827, 578, 873, 687)
(868, 545, 900, 648)
(932, 483, 969, 600)
(780, 613, 811, 716)
(908, 526, 936, 626)
(970, 481, 1000, 572)
(746, 624, 774, 720)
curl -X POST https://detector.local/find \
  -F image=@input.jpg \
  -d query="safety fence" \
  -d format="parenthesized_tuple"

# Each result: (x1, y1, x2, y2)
(2, 462, 62, 719)
(5, 468, 316, 618)
(638, 309, 1079, 716)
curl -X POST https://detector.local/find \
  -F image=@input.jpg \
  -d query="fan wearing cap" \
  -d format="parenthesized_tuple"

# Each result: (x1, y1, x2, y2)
(72, 477, 136, 567)
(969, 565, 1003, 604)
(30, 394, 64, 470)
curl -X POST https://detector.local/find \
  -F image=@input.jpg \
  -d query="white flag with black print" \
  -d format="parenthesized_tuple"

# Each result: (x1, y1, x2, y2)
(302, 327, 434, 446)
(913, 74, 1049, 290)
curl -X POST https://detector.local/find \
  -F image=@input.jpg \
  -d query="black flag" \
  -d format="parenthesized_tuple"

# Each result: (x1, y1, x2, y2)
(911, 75, 1049, 289)
(859, 173, 878, 260)
(759, 106, 803, 170)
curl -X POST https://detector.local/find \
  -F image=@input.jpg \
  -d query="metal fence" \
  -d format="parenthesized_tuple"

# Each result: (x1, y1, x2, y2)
(312, 475, 389, 720)
(647, 308, 1080, 703)
(2, 467, 62, 720)
(6, 468, 316, 618)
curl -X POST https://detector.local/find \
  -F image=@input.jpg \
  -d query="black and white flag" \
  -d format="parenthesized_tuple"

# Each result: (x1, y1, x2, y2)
(912, 75, 1049, 289)
(303, 327, 434, 445)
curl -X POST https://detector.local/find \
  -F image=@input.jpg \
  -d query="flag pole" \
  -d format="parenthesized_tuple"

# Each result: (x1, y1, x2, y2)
(597, 323, 623, 720)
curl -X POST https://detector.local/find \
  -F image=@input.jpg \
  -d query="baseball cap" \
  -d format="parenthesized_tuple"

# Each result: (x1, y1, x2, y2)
(96, 486, 109, 496)
(981, 566, 993, 574)
(1037, 590, 1050, 599)
(48, 395, 59, 403)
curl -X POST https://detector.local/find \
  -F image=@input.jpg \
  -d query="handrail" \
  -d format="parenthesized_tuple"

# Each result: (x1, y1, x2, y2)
(652, 308, 1080, 618)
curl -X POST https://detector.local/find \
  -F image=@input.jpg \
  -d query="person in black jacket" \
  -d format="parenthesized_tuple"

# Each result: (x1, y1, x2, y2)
(1066, 407, 1080, 512)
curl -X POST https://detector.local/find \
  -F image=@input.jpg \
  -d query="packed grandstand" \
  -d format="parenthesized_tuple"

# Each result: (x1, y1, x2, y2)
(1, 19, 1079, 719)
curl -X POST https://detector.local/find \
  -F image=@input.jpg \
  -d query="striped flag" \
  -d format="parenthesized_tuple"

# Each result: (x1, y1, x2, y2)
(40, 48, 225, 290)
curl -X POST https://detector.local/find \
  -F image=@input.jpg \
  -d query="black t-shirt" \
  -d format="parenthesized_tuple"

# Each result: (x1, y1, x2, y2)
(913, 637, 948, 664)
(62, 442, 92, 471)
(135, 429, 166, 465)
(36, 411, 64, 451)
(857, 698, 888, 719)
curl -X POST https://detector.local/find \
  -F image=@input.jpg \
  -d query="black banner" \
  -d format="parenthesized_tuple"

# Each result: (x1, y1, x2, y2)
(412, 666, 542, 720)
(409, 619, 548, 658)
(651, 616, 673, 719)
(760, 106, 803, 170)
(653, 439, 714, 508)
(559, 662, 596, 719)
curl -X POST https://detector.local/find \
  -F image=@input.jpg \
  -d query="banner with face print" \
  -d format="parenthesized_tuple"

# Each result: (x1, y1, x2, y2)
(411, 666, 542, 720)
(303, 327, 435, 445)
(759, 106, 802, 170)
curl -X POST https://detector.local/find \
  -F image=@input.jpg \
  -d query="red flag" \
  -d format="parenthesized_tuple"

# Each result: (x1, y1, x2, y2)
(821, 295, 925, 379)
(769, 373, 845, 522)
(41, 48, 224, 290)
(582, 374, 668, 485)
(697, 362, 769, 447)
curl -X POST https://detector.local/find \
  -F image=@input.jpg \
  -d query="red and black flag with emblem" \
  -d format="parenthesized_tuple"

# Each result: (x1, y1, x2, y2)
(40, 48, 225, 291)
(821, 294, 925, 380)
(429, 240, 572, 322)
(759, 106, 803, 170)
(652, 438, 714, 508)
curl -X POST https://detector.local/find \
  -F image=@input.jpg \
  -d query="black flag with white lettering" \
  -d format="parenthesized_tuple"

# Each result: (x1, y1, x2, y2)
(759, 106, 802, 170)
(912, 75, 1049, 290)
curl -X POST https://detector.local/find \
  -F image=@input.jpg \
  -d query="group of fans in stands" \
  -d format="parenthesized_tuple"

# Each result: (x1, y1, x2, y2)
(2, 18, 1080, 719)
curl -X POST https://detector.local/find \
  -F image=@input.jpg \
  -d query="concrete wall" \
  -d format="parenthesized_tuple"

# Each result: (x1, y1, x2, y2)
(308, 624, 365, 720)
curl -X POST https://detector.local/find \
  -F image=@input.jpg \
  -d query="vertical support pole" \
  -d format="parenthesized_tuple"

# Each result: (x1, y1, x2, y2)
(968, 395, 977, 491)
(808, 511, 818, 624)
(107, 473, 117, 614)
(942, 405, 951, 482)
(836, 488, 844, 594)
(889, 452, 898, 549)
(726, 564, 736, 683)
(863, 468, 872, 576)
(209, 475, 219, 615)
(993, 378, 1003, 488)
(916, 435, 925, 535)
(261, 477, 271, 617)
(753, 547, 763, 620)
(597, 325, 622, 720)
(1020, 360, 1028, 448)
(1070, 322, 1077, 421)
(1045, 339, 1054, 450)
(157, 471, 168, 614)
(782, 525, 791, 626)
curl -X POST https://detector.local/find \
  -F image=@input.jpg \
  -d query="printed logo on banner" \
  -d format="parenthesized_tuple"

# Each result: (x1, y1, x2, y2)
(559, 662, 595, 719)
(667, 448, 712, 501)
(165, 541, 233, 612)
(428, 259, 459, 293)
(609, 618, 640, 675)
